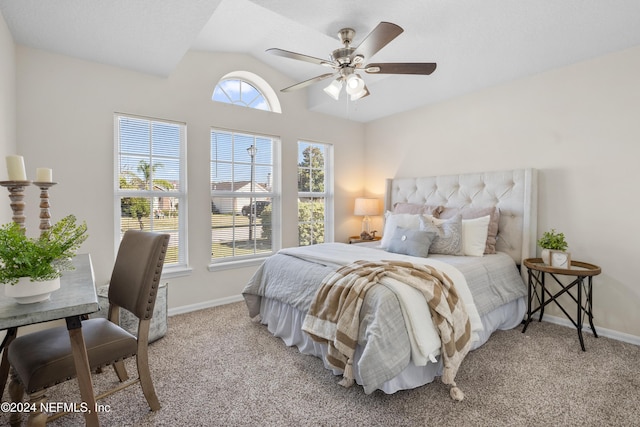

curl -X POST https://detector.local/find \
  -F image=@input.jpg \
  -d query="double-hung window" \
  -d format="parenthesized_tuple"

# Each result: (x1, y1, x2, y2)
(210, 129, 279, 265)
(114, 114, 187, 271)
(297, 141, 333, 246)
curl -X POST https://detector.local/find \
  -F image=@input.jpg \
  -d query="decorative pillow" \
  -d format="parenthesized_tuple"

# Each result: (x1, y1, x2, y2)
(393, 203, 444, 217)
(419, 214, 463, 255)
(380, 212, 422, 249)
(461, 215, 491, 256)
(387, 226, 437, 258)
(438, 207, 500, 254)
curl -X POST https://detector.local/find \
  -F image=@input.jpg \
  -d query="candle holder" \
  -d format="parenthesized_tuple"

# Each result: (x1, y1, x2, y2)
(33, 182, 57, 235)
(0, 180, 33, 228)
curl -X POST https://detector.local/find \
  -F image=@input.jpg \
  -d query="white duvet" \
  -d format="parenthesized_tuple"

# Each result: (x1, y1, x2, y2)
(279, 243, 484, 367)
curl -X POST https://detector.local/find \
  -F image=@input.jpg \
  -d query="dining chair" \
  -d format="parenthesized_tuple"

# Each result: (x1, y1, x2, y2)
(7, 230, 170, 426)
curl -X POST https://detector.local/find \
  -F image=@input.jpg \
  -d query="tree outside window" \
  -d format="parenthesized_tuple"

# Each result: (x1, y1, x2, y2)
(115, 115, 186, 268)
(298, 142, 332, 246)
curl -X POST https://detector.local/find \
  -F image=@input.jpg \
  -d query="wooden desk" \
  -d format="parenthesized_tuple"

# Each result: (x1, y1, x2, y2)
(521, 257, 601, 351)
(0, 254, 100, 426)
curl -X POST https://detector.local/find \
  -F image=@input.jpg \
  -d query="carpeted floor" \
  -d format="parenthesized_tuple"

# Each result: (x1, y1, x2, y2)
(2, 301, 639, 426)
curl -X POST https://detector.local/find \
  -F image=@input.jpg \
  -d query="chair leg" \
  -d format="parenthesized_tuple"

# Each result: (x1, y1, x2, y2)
(137, 320, 160, 411)
(137, 351, 160, 411)
(112, 360, 129, 382)
(25, 389, 48, 427)
(8, 373, 24, 427)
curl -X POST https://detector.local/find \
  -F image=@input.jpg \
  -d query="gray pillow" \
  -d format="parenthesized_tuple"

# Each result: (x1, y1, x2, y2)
(387, 226, 437, 258)
(419, 214, 463, 255)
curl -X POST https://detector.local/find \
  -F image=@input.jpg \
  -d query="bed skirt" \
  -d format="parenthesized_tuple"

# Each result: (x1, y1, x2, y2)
(258, 296, 526, 394)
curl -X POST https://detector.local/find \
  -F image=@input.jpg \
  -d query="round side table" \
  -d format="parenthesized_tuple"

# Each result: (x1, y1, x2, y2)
(521, 257, 601, 351)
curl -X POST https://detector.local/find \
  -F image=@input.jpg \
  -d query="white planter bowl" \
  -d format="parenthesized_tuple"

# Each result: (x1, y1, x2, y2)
(541, 249, 570, 268)
(4, 276, 61, 304)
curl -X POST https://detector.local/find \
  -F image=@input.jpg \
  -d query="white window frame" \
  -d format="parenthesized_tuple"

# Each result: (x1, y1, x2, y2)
(297, 140, 334, 246)
(209, 128, 281, 270)
(113, 113, 189, 277)
(212, 71, 282, 114)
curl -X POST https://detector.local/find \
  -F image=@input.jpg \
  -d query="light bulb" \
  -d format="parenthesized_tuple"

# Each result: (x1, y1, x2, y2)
(345, 74, 365, 95)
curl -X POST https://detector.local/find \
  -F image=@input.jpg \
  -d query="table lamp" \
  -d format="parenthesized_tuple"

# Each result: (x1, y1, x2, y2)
(354, 197, 380, 235)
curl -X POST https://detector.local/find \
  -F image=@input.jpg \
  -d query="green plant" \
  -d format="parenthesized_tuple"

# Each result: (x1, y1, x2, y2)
(537, 228, 568, 251)
(0, 215, 88, 285)
(298, 200, 325, 245)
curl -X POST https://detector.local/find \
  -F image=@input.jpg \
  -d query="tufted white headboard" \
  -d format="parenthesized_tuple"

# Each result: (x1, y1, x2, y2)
(385, 169, 537, 266)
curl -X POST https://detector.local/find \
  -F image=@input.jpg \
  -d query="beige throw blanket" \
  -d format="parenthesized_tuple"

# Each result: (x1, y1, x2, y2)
(302, 259, 472, 400)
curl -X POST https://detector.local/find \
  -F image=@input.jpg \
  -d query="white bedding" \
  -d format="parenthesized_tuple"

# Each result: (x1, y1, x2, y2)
(260, 295, 525, 394)
(280, 243, 484, 365)
(243, 242, 527, 394)
(243, 169, 536, 394)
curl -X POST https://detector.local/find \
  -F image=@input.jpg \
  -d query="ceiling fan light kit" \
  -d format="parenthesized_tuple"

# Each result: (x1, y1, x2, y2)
(350, 85, 369, 101)
(323, 78, 343, 100)
(266, 22, 437, 101)
(345, 74, 365, 94)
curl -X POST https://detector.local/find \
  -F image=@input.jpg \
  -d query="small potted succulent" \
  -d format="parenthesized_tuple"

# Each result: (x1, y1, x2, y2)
(0, 215, 88, 303)
(537, 228, 570, 268)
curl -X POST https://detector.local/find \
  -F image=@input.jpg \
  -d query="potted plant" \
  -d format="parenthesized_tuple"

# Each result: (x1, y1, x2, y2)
(0, 215, 88, 303)
(537, 228, 570, 268)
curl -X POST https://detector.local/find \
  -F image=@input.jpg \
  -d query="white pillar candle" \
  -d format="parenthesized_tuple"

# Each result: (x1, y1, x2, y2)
(36, 167, 53, 182)
(6, 155, 27, 181)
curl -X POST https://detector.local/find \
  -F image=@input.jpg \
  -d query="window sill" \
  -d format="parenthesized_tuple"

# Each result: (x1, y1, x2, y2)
(208, 256, 268, 272)
(160, 265, 193, 279)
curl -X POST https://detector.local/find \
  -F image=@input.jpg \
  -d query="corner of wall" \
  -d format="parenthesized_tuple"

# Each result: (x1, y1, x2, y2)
(0, 10, 17, 223)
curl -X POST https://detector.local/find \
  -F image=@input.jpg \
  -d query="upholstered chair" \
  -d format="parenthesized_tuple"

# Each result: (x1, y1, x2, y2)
(7, 230, 169, 426)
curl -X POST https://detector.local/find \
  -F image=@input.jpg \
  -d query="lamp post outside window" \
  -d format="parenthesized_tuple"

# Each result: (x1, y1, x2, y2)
(247, 145, 257, 242)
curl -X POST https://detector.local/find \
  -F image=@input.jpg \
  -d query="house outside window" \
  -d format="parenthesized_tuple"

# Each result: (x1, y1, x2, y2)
(298, 141, 333, 246)
(114, 114, 187, 270)
(210, 129, 279, 265)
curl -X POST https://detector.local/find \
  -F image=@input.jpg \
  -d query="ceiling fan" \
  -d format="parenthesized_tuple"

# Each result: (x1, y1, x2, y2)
(266, 21, 437, 101)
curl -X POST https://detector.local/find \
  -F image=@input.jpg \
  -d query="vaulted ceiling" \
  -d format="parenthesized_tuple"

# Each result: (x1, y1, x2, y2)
(2, 0, 640, 122)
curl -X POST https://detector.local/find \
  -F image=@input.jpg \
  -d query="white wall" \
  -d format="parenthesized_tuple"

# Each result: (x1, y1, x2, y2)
(0, 11, 16, 223)
(364, 46, 640, 338)
(15, 47, 365, 310)
(9, 28, 640, 340)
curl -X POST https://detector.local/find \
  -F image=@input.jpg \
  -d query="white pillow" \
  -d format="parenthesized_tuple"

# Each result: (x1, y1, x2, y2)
(461, 215, 491, 256)
(432, 214, 491, 256)
(380, 212, 422, 249)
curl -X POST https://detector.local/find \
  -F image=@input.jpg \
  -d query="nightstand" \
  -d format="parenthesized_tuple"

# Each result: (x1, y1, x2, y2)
(521, 257, 601, 351)
(348, 236, 381, 244)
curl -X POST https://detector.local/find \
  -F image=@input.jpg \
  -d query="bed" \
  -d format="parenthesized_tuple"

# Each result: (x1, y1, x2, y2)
(243, 168, 538, 397)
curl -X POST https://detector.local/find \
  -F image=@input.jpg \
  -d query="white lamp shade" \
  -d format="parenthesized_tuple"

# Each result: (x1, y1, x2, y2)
(323, 79, 342, 100)
(350, 85, 369, 101)
(354, 198, 380, 216)
(345, 74, 365, 95)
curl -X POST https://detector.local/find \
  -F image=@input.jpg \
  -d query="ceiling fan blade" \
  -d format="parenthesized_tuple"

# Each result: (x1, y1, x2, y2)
(266, 48, 334, 68)
(351, 22, 404, 60)
(365, 62, 437, 75)
(281, 73, 336, 92)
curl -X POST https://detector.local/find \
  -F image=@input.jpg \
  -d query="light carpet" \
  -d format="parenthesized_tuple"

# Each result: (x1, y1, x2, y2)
(2, 301, 639, 426)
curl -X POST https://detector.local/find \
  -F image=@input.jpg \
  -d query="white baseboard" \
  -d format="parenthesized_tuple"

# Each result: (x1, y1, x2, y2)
(540, 314, 640, 346)
(167, 294, 244, 316)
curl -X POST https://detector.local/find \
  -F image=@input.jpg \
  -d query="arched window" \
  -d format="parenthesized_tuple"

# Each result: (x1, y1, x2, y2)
(212, 71, 282, 113)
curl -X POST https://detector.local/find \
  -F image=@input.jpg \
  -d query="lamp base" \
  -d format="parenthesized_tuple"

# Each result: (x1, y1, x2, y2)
(361, 216, 371, 234)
